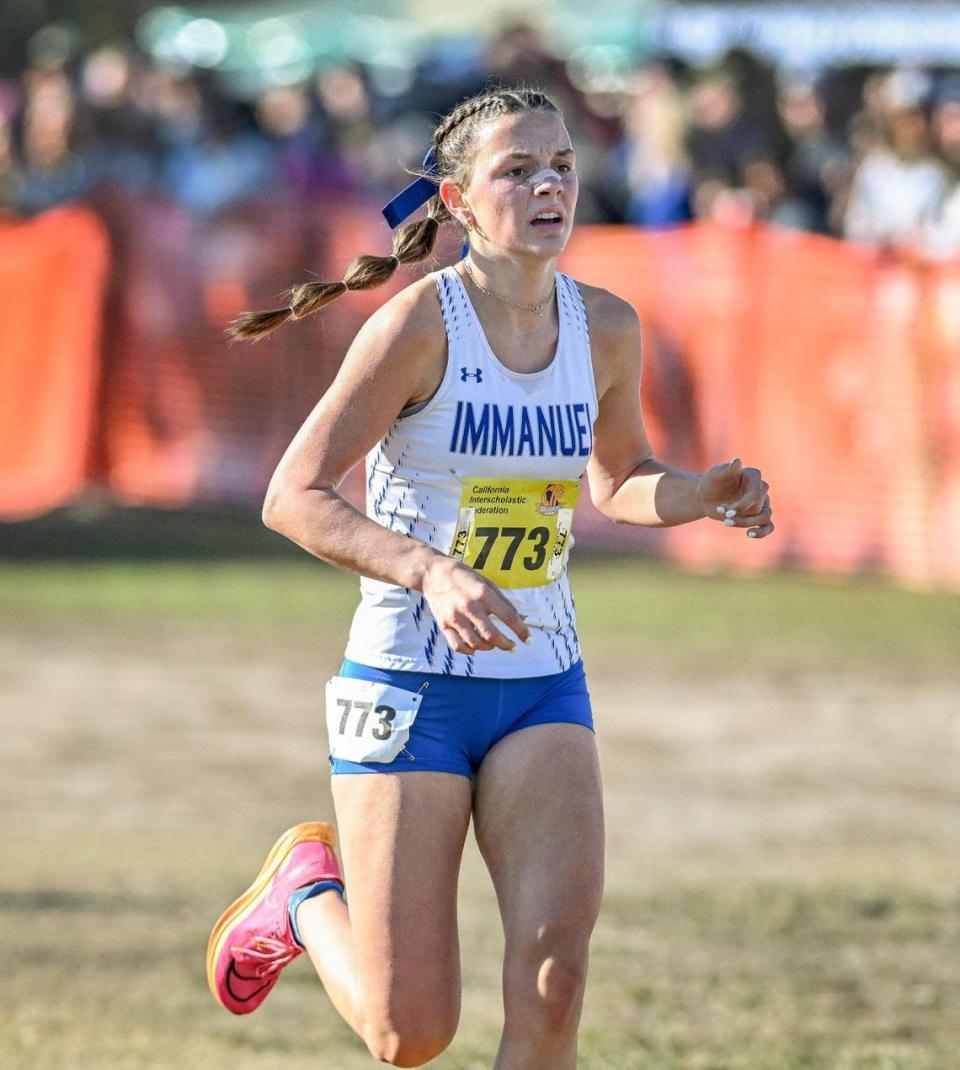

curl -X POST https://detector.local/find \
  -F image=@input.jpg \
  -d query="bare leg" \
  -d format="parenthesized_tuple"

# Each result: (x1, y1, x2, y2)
(298, 770, 472, 1066)
(296, 889, 360, 1030)
(473, 724, 605, 1070)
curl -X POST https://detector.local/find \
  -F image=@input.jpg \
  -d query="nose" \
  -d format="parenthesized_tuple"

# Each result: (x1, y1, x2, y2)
(530, 167, 563, 194)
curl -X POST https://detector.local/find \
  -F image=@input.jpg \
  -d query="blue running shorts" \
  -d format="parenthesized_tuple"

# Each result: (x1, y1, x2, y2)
(329, 658, 593, 778)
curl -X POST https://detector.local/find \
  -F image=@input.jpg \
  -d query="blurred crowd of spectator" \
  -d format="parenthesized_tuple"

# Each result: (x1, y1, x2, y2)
(3, 20, 960, 256)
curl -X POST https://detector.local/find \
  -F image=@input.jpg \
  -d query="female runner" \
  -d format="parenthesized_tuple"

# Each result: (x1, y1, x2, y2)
(206, 87, 773, 1069)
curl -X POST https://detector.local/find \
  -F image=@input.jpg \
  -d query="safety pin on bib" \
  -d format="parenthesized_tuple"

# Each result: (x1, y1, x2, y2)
(400, 680, 430, 762)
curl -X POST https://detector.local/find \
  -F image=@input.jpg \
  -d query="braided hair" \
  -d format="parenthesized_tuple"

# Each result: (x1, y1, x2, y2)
(229, 87, 559, 341)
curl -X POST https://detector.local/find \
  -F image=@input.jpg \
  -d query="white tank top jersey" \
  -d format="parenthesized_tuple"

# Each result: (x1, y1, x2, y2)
(344, 265, 599, 678)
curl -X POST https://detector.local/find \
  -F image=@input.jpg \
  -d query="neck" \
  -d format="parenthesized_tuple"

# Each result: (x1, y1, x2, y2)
(463, 252, 557, 309)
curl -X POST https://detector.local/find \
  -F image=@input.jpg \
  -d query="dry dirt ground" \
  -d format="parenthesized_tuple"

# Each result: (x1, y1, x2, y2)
(2, 563, 958, 1069)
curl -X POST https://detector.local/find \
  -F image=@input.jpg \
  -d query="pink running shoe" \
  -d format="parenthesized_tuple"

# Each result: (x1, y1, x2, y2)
(207, 821, 342, 1014)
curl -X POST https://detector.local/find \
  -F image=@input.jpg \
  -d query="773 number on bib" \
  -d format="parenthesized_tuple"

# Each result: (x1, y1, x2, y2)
(449, 478, 580, 589)
(471, 525, 550, 572)
(334, 698, 396, 740)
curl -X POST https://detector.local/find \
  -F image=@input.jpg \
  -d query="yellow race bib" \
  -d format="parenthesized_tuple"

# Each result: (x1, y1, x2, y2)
(449, 478, 579, 588)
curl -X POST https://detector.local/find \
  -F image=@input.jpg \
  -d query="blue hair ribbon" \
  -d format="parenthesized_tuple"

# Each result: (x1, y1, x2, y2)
(381, 147, 440, 229)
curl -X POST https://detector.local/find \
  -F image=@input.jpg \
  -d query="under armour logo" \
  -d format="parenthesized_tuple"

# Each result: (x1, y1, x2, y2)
(460, 367, 483, 383)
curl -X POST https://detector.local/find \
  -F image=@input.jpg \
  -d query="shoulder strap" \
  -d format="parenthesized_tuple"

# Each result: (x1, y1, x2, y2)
(434, 266, 470, 347)
(557, 273, 590, 349)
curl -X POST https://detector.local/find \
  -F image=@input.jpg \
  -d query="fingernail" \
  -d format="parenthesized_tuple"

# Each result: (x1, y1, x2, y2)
(725, 508, 737, 518)
(724, 518, 735, 527)
(523, 636, 533, 645)
(716, 506, 725, 515)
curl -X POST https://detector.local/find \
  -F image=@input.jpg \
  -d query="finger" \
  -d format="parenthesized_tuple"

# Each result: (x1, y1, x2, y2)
(704, 459, 746, 518)
(726, 514, 770, 529)
(470, 612, 517, 652)
(457, 615, 496, 652)
(440, 626, 474, 655)
(723, 503, 772, 529)
(443, 619, 489, 655)
(722, 494, 771, 528)
(487, 591, 532, 644)
(741, 499, 775, 539)
(718, 456, 743, 479)
(704, 457, 743, 498)
(722, 473, 768, 517)
(456, 596, 504, 650)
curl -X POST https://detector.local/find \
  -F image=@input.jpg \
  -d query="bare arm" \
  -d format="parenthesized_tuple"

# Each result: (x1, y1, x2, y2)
(263, 278, 531, 651)
(584, 289, 773, 536)
(262, 281, 444, 584)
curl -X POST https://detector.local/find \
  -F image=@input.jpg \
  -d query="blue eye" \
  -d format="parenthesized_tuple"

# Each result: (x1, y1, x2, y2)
(506, 167, 526, 178)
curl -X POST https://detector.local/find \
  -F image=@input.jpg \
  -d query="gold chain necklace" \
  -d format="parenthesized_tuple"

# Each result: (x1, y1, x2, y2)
(462, 260, 556, 318)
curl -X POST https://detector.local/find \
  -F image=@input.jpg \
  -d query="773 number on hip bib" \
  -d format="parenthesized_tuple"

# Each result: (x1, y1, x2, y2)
(324, 677, 423, 764)
(449, 478, 579, 589)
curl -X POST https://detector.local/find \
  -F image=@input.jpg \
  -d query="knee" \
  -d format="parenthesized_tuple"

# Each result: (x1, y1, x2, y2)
(534, 952, 589, 1031)
(363, 1016, 457, 1067)
(505, 937, 590, 1034)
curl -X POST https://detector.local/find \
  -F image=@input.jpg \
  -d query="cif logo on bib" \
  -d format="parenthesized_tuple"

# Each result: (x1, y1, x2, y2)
(537, 483, 566, 516)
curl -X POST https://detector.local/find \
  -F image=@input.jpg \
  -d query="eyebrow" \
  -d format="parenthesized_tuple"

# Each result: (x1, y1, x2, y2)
(499, 148, 575, 161)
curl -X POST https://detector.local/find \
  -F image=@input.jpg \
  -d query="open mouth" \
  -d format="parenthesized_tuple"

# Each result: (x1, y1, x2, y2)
(530, 210, 564, 228)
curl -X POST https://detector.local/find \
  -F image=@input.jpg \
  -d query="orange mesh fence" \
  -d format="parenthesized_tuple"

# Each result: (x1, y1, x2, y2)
(0, 206, 109, 520)
(98, 195, 401, 508)
(2, 207, 958, 588)
(561, 225, 960, 588)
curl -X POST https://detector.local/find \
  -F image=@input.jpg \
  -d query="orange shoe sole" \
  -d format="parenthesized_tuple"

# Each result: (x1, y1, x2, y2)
(206, 821, 337, 1007)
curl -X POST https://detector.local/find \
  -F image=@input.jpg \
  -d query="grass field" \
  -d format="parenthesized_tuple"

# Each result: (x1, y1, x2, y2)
(2, 558, 959, 1069)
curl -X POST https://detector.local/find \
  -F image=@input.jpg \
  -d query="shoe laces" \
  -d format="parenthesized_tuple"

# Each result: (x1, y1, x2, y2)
(232, 934, 300, 978)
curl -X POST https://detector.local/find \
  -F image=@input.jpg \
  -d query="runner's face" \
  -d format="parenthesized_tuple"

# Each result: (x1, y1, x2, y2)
(461, 111, 578, 258)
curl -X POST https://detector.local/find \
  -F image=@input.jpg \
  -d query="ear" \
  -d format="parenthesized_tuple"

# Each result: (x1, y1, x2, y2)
(439, 177, 472, 228)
